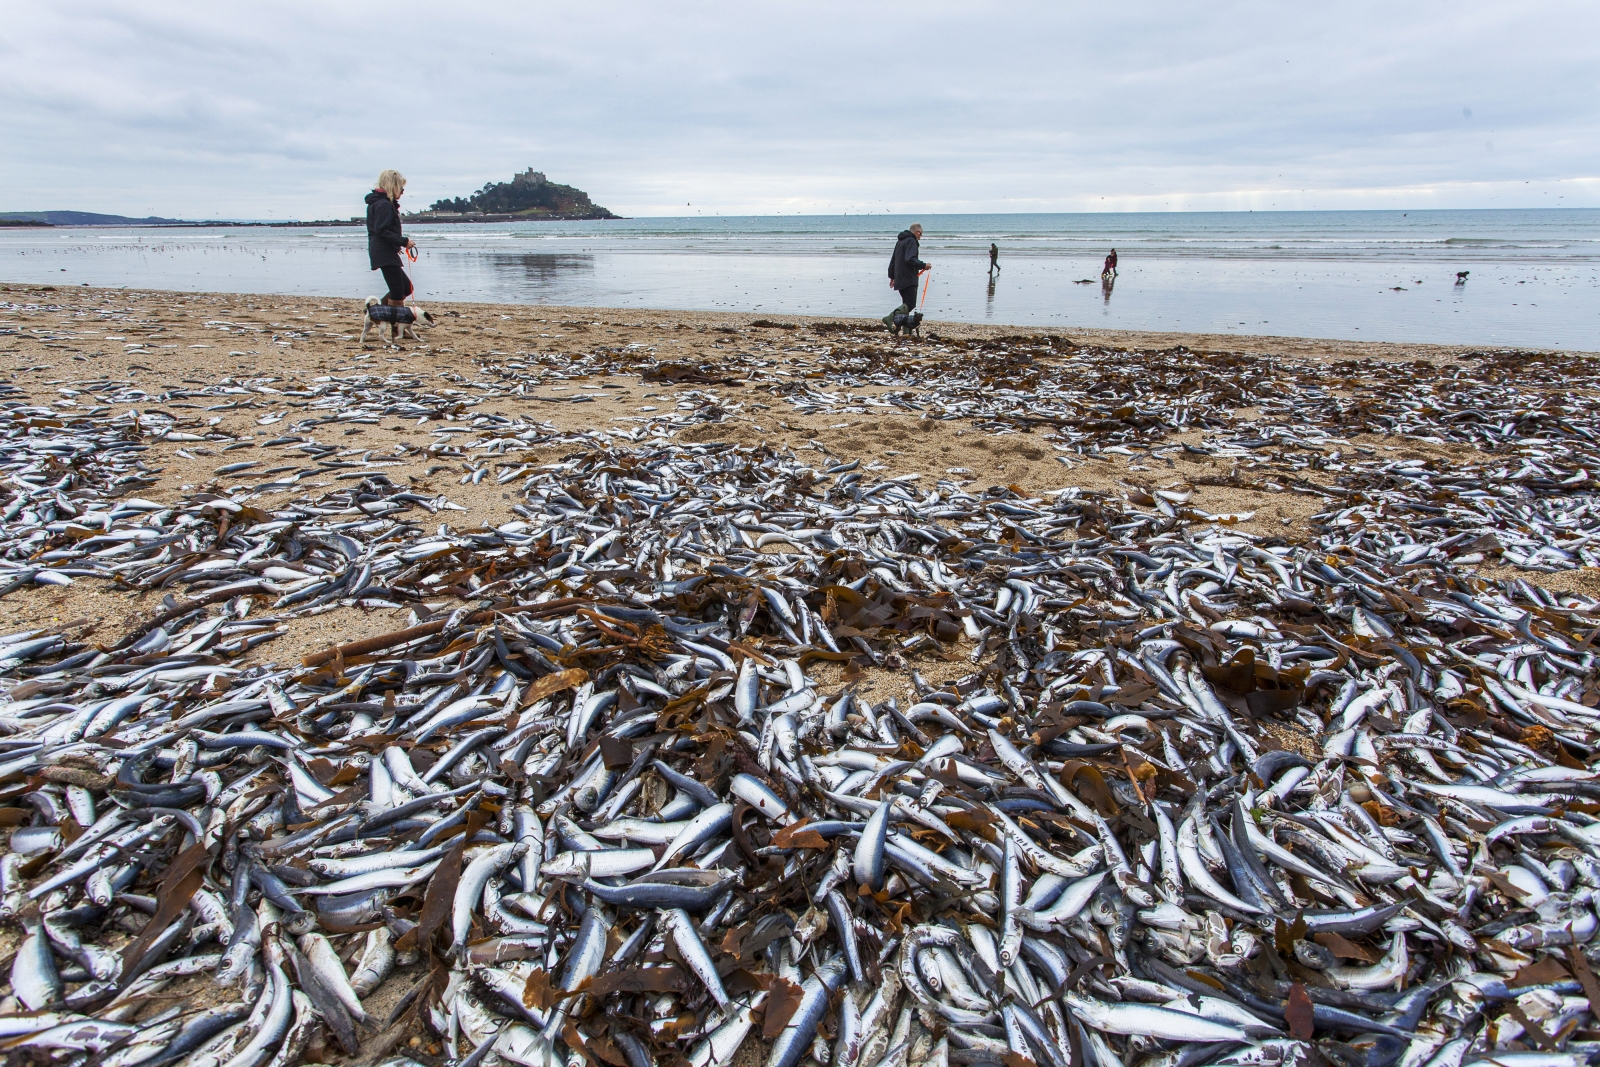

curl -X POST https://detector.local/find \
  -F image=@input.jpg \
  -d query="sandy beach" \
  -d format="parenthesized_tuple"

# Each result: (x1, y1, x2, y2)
(1, 280, 1594, 677)
(8, 5, 1599, 1063)
(1, 282, 1599, 1062)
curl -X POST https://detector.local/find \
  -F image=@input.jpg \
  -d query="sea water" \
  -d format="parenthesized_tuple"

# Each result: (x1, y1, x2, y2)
(1, 210, 1594, 349)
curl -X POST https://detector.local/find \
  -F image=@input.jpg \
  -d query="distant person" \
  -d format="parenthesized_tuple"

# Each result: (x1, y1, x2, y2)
(1102, 248, 1118, 279)
(885, 223, 929, 326)
(367, 169, 417, 307)
(989, 242, 1001, 275)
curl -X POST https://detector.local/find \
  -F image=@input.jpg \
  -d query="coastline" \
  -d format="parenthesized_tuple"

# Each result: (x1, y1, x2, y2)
(5, 209, 1593, 349)
(6, 281, 1591, 362)
(0, 215, 627, 229)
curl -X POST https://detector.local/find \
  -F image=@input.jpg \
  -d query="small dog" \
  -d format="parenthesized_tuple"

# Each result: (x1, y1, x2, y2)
(360, 297, 434, 343)
(883, 306, 923, 338)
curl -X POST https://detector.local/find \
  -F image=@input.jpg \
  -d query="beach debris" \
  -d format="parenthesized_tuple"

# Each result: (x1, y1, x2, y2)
(0, 310, 1597, 1067)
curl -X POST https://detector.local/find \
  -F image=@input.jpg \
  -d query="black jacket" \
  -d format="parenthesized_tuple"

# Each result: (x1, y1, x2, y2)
(366, 190, 405, 269)
(888, 230, 927, 289)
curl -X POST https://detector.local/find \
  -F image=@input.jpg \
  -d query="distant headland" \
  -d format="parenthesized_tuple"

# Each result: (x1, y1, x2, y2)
(0, 211, 189, 226)
(0, 170, 619, 228)
(410, 168, 619, 222)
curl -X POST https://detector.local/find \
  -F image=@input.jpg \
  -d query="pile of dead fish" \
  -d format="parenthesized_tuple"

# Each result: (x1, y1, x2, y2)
(1, 325, 1600, 1067)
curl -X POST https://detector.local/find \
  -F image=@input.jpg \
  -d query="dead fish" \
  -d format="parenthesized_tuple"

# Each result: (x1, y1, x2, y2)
(0, 323, 1597, 1067)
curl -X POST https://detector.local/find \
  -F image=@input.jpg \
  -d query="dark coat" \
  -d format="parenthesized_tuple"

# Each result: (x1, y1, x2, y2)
(366, 190, 405, 269)
(888, 230, 927, 289)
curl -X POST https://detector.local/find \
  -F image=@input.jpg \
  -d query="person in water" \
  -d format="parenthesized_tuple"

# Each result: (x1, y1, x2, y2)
(1103, 248, 1118, 278)
(989, 242, 1001, 275)
(366, 170, 417, 307)
(885, 224, 929, 325)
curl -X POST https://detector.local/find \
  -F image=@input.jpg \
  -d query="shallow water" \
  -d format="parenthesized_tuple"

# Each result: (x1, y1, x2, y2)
(2, 209, 1595, 348)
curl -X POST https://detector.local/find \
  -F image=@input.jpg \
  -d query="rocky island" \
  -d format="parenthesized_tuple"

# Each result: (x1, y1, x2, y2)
(411, 167, 618, 221)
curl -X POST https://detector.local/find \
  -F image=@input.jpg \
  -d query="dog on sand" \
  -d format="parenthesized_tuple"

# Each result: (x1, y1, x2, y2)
(360, 297, 434, 343)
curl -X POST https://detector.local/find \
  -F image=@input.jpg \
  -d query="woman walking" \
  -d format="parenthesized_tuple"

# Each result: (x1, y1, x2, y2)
(366, 170, 416, 306)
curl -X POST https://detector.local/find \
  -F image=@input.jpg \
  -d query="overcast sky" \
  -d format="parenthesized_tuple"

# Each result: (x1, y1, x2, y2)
(3, 1, 1596, 219)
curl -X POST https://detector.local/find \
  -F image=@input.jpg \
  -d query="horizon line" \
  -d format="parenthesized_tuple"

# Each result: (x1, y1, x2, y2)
(6, 204, 1599, 226)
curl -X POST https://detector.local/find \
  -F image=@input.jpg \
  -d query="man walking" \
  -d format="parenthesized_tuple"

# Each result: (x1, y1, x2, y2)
(989, 242, 1001, 275)
(884, 224, 928, 327)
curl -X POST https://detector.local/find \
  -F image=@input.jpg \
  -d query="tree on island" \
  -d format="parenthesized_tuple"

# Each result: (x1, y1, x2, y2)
(427, 169, 617, 220)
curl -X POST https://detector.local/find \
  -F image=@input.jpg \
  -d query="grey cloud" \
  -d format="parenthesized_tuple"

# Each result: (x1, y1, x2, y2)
(1, 0, 1594, 218)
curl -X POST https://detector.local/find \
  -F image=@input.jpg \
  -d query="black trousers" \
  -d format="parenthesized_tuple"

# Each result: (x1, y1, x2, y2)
(897, 284, 918, 310)
(379, 265, 413, 302)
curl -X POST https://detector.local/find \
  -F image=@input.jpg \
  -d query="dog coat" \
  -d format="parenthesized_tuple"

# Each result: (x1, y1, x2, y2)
(367, 305, 416, 324)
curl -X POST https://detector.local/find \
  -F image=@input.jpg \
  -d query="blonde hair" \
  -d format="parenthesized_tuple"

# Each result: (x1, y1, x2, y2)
(376, 169, 407, 200)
